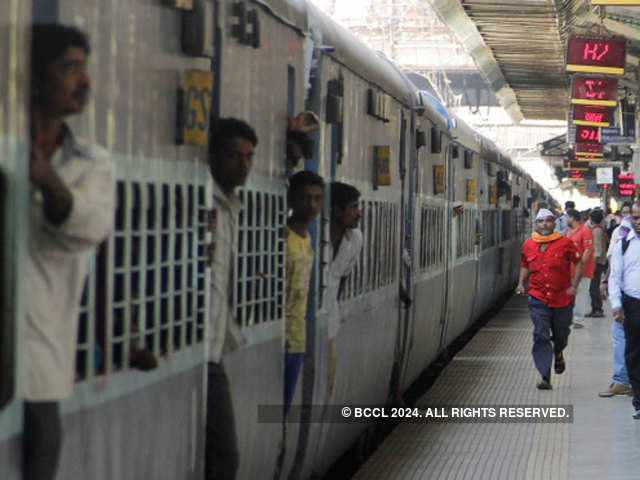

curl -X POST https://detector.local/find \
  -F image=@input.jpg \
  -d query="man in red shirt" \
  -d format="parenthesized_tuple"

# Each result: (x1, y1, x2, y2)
(567, 209, 594, 328)
(516, 209, 583, 389)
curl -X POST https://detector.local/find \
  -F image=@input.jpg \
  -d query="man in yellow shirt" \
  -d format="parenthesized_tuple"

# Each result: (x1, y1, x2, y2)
(284, 170, 325, 416)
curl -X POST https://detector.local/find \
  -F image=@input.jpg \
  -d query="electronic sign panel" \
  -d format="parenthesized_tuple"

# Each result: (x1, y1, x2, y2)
(566, 37, 626, 75)
(618, 172, 635, 196)
(571, 77, 617, 106)
(575, 142, 604, 156)
(590, 0, 640, 5)
(563, 160, 590, 171)
(576, 125, 600, 143)
(572, 105, 611, 127)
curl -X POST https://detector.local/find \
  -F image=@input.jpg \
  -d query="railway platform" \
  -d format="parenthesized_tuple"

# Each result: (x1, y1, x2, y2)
(352, 294, 640, 480)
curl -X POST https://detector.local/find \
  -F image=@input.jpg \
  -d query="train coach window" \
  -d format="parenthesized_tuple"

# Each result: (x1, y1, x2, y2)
(482, 210, 497, 250)
(515, 211, 524, 237)
(75, 180, 208, 380)
(418, 205, 444, 271)
(339, 199, 398, 300)
(430, 126, 442, 154)
(456, 210, 474, 258)
(501, 210, 513, 242)
(235, 188, 286, 327)
(464, 150, 474, 169)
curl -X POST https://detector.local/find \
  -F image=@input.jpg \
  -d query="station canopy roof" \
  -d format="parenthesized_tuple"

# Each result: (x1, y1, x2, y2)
(428, 0, 640, 123)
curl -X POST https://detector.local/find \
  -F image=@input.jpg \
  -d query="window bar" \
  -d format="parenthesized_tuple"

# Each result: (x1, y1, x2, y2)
(137, 183, 149, 355)
(253, 191, 261, 325)
(105, 218, 116, 375)
(180, 183, 189, 349)
(122, 182, 135, 369)
(265, 192, 273, 320)
(152, 185, 162, 356)
(237, 189, 248, 327)
(197, 184, 208, 340)
(167, 184, 176, 353)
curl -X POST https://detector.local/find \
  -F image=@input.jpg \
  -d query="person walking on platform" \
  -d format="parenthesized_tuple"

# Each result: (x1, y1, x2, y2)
(25, 25, 115, 480)
(206, 118, 258, 480)
(566, 209, 594, 328)
(599, 205, 633, 397)
(516, 209, 582, 390)
(586, 209, 607, 318)
(554, 200, 574, 235)
(608, 201, 640, 419)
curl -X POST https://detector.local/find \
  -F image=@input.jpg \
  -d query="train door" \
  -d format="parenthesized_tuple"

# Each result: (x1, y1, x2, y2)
(393, 111, 412, 397)
(439, 142, 455, 352)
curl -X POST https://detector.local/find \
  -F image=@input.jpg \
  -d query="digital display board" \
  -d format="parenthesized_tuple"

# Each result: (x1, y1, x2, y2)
(618, 172, 635, 196)
(566, 37, 626, 75)
(563, 160, 590, 171)
(576, 125, 600, 143)
(590, 0, 640, 5)
(578, 155, 603, 162)
(572, 105, 611, 127)
(571, 77, 617, 106)
(575, 142, 604, 156)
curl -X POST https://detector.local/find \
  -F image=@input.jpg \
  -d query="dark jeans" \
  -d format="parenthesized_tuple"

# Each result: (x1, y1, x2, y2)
(528, 296, 573, 378)
(23, 401, 62, 480)
(622, 293, 640, 411)
(205, 362, 239, 480)
(283, 352, 305, 418)
(589, 263, 606, 312)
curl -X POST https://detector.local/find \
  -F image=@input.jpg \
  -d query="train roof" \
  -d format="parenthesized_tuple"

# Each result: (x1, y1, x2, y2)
(306, 2, 416, 108)
(414, 91, 452, 132)
(253, 0, 309, 33)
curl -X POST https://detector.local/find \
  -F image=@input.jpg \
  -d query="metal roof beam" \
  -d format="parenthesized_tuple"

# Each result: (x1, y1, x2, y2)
(427, 0, 524, 124)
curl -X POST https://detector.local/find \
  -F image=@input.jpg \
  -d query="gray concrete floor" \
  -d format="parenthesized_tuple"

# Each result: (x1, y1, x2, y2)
(352, 294, 640, 480)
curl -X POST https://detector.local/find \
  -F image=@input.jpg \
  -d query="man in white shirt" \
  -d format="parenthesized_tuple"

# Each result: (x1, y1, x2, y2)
(25, 25, 115, 479)
(608, 201, 640, 418)
(323, 182, 363, 406)
(599, 203, 632, 397)
(554, 200, 574, 235)
(206, 118, 257, 480)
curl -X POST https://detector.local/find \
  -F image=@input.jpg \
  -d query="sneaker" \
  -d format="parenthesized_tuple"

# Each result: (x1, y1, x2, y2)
(572, 322, 584, 329)
(537, 376, 552, 390)
(632, 409, 640, 420)
(599, 382, 633, 397)
(592, 310, 605, 318)
(585, 311, 596, 318)
(554, 352, 566, 374)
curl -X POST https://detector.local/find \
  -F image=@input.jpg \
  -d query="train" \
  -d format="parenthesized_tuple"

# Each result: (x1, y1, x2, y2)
(0, 0, 556, 479)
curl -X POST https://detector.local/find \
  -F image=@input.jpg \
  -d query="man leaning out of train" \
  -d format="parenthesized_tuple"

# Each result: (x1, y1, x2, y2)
(25, 24, 115, 480)
(323, 182, 363, 407)
(206, 117, 257, 480)
(283, 171, 325, 417)
(516, 209, 583, 390)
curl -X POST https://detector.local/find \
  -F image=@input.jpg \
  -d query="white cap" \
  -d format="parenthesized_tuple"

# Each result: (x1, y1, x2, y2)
(535, 208, 554, 221)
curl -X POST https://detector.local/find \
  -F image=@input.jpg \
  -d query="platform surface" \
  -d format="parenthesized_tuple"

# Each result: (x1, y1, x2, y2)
(352, 294, 640, 480)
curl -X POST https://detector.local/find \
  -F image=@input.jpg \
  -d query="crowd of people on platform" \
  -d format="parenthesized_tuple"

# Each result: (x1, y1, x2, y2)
(518, 199, 640, 420)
